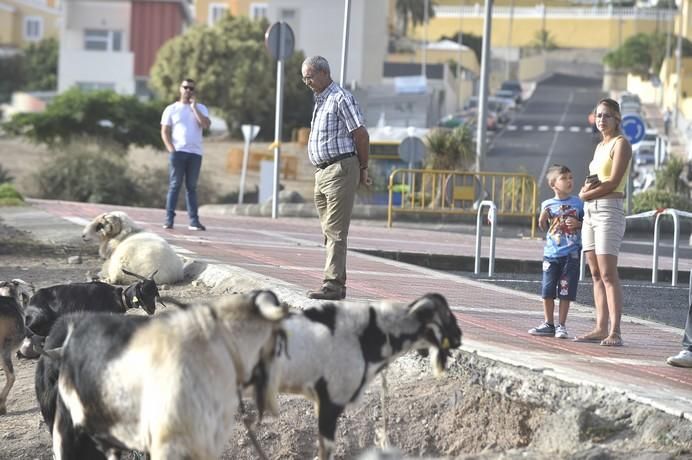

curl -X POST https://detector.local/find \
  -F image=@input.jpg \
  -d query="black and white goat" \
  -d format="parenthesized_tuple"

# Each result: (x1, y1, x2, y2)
(42, 290, 288, 460)
(274, 293, 462, 460)
(22, 269, 162, 354)
(0, 279, 34, 414)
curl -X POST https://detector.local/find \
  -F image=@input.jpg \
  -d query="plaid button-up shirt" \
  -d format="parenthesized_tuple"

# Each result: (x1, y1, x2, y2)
(307, 81, 365, 167)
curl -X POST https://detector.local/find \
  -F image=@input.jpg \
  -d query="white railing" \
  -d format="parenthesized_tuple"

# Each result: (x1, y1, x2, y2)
(436, 4, 676, 20)
(579, 208, 692, 286)
(626, 209, 692, 286)
(474, 200, 497, 276)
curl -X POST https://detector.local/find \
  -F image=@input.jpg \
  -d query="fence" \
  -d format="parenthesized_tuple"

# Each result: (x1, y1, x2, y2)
(386, 169, 539, 238)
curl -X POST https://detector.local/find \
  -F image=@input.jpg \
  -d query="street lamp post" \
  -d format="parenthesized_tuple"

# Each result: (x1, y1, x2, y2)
(476, 0, 493, 172)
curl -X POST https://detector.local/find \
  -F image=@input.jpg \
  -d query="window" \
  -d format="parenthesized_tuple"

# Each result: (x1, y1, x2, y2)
(24, 16, 43, 41)
(84, 29, 123, 52)
(208, 3, 228, 25)
(250, 3, 268, 20)
(76, 82, 116, 91)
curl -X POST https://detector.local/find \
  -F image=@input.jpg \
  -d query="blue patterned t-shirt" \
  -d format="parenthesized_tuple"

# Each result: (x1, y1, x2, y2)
(542, 195, 584, 258)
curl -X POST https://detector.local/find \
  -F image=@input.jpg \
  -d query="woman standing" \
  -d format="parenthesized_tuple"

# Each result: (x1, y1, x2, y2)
(575, 98, 632, 347)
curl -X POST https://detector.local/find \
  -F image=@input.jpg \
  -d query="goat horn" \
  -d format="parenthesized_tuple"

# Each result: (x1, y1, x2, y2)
(148, 269, 159, 280)
(253, 290, 287, 321)
(121, 268, 147, 280)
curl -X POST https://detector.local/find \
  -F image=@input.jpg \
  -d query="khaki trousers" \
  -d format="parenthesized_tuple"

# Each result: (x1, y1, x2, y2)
(313, 155, 360, 288)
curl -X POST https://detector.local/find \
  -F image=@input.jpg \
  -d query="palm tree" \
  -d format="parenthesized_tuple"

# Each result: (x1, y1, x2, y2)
(395, 0, 436, 37)
(425, 125, 475, 171)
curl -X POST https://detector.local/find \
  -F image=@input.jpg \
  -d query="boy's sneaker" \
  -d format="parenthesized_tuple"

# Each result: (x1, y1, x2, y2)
(555, 324, 569, 339)
(188, 223, 206, 231)
(666, 350, 692, 368)
(528, 322, 555, 336)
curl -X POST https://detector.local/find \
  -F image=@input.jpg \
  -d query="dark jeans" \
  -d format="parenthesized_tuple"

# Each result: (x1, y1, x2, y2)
(540, 253, 580, 301)
(165, 151, 202, 225)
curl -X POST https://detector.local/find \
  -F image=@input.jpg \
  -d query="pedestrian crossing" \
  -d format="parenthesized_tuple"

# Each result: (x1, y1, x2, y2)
(506, 125, 593, 133)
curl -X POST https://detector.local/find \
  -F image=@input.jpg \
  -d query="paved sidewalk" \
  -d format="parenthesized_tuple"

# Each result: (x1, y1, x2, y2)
(2, 199, 692, 423)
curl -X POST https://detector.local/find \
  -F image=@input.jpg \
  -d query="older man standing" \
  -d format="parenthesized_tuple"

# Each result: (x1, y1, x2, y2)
(302, 56, 370, 300)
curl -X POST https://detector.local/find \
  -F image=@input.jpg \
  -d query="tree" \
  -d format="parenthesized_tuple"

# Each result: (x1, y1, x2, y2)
(425, 125, 475, 170)
(149, 15, 313, 140)
(2, 88, 165, 151)
(603, 33, 692, 77)
(0, 38, 58, 102)
(395, 0, 436, 37)
(23, 37, 58, 91)
(443, 32, 482, 66)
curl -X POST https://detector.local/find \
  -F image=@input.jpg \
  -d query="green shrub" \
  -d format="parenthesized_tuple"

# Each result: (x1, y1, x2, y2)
(0, 183, 24, 206)
(631, 189, 692, 214)
(32, 142, 218, 208)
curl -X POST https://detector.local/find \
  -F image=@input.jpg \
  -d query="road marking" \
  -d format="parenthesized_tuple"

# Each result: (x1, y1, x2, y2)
(522, 125, 533, 131)
(539, 92, 575, 183)
(507, 125, 517, 131)
(64, 216, 90, 226)
(538, 125, 549, 131)
(554, 126, 565, 132)
(569, 126, 581, 132)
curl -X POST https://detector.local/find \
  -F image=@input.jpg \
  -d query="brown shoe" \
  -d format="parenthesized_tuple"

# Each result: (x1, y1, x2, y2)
(307, 284, 346, 300)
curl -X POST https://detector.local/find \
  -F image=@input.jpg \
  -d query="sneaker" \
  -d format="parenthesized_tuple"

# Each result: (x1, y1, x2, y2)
(555, 324, 569, 339)
(528, 322, 555, 337)
(666, 349, 692, 368)
(163, 223, 173, 229)
(307, 284, 346, 300)
(188, 223, 206, 231)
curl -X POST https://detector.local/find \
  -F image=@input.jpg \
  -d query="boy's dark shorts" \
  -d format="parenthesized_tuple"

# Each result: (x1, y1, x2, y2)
(541, 252, 580, 300)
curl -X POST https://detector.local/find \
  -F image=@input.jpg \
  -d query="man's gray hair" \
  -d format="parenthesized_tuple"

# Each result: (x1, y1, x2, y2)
(302, 56, 330, 75)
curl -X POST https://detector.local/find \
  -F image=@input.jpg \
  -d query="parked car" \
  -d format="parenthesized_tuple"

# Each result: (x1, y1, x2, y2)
(500, 80, 523, 104)
(632, 129, 659, 157)
(634, 146, 655, 166)
(438, 109, 497, 131)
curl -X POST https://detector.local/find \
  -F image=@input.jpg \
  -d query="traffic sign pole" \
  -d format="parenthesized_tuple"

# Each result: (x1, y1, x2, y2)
(265, 22, 295, 219)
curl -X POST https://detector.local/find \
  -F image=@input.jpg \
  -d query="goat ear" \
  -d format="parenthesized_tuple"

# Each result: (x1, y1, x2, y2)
(254, 290, 287, 321)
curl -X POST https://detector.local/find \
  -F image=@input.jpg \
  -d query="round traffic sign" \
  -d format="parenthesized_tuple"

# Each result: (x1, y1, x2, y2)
(265, 22, 295, 61)
(398, 136, 426, 164)
(621, 114, 646, 144)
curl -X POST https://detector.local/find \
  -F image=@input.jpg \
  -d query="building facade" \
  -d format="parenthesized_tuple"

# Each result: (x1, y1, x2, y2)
(0, 0, 61, 49)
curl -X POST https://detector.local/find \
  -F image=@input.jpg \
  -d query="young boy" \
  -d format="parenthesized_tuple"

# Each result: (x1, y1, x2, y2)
(529, 165, 584, 339)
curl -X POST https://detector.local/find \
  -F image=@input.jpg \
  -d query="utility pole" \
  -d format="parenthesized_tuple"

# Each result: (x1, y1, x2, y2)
(675, 11, 683, 129)
(506, 0, 515, 80)
(476, 0, 493, 172)
(422, 0, 429, 78)
(339, 0, 351, 86)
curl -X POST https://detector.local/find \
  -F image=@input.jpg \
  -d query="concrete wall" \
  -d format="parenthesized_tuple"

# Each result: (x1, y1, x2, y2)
(413, 5, 675, 49)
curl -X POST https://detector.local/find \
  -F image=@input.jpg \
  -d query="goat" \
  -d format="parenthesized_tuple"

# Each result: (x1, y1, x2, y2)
(24, 268, 162, 340)
(0, 279, 34, 414)
(82, 211, 184, 285)
(43, 290, 288, 460)
(273, 293, 462, 460)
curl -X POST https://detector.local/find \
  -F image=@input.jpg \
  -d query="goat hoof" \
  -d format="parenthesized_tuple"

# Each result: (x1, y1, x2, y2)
(0, 405, 6, 415)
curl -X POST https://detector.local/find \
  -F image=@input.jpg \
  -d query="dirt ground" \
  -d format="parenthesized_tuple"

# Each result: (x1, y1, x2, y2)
(2, 223, 692, 460)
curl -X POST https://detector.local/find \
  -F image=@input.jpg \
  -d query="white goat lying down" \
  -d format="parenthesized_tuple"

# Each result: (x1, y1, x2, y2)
(274, 293, 462, 460)
(82, 211, 184, 285)
(0, 279, 34, 415)
(45, 290, 288, 460)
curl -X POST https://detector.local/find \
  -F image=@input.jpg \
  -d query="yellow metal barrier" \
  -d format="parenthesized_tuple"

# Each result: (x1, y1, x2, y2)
(386, 169, 539, 238)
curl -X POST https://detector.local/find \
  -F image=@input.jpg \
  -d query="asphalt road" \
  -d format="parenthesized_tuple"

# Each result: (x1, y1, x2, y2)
(455, 270, 690, 330)
(487, 73, 605, 202)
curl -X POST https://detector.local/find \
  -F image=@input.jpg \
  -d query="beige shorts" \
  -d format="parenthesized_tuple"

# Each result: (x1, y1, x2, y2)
(581, 198, 626, 256)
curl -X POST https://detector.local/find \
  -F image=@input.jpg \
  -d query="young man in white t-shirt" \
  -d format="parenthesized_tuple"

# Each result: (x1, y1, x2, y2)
(160, 78, 211, 231)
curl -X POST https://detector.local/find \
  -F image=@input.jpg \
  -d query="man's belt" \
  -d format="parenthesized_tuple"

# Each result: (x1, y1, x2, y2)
(315, 152, 355, 169)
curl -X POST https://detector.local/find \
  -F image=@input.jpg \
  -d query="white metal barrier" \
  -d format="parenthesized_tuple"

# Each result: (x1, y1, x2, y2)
(626, 209, 692, 286)
(474, 200, 497, 276)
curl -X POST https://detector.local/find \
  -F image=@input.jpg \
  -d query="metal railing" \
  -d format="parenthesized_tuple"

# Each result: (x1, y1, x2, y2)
(387, 169, 539, 238)
(475, 201, 497, 276)
(436, 4, 676, 20)
(625, 208, 692, 286)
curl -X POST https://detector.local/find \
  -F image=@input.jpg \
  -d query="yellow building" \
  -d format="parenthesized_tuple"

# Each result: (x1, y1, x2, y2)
(0, 0, 60, 48)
